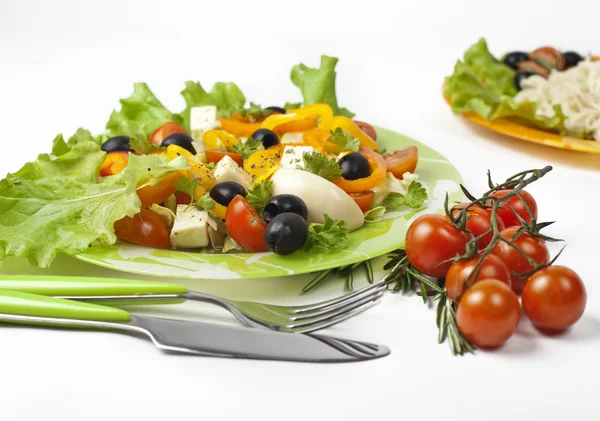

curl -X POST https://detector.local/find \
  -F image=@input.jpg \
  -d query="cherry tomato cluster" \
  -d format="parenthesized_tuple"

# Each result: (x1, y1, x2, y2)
(404, 167, 586, 350)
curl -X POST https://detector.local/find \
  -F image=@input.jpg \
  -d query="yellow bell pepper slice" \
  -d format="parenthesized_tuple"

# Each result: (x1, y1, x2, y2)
(203, 130, 239, 150)
(213, 203, 227, 219)
(165, 144, 194, 161)
(253, 165, 280, 185)
(290, 104, 334, 127)
(244, 148, 283, 176)
(321, 116, 379, 152)
(165, 145, 216, 190)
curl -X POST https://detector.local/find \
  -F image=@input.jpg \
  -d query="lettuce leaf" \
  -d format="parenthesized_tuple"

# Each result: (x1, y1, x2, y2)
(444, 38, 565, 132)
(106, 82, 183, 137)
(178, 81, 246, 126)
(0, 143, 187, 267)
(52, 128, 108, 157)
(291, 55, 354, 118)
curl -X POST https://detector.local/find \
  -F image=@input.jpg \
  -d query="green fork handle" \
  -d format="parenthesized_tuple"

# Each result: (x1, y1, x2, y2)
(0, 289, 131, 323)
(0, 275, 188, 297)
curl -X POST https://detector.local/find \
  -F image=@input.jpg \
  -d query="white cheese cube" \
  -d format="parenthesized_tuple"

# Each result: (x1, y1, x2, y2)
(190, 106, 220, 139)
(213, 155, 252, 190)
(280, 132, 304, 144)
(279, 146, 316, 169)
(170, 205, 210, 249)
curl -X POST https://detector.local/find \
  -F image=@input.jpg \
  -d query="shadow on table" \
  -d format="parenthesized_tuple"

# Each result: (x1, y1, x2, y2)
(459, 120, 600, 171)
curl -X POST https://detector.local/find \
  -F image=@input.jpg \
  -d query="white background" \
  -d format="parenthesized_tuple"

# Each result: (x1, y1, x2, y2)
(1, 0, 600, 420)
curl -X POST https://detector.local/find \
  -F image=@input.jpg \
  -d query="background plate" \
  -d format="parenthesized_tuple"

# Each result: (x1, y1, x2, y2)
(74, 127, 463, 279)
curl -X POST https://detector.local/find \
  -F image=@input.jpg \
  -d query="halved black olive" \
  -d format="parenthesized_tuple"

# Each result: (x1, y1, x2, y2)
(339, 153, 371, 180)
(265, 106, 286, 114)
(101, 136, 131, 153)
(251, 128, 279, 149)
(161, 133, 196, 154)
(263, 194, 308, 223)
(210, 181, 247, 207)
(503, 52, 529, 70)
(264, 213, 308, 255)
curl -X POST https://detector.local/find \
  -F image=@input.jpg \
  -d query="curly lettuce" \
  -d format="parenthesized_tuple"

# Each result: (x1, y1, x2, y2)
(444, 38, 565, 132)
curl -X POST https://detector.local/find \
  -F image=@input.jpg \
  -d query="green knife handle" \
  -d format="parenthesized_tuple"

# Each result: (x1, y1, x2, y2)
(0, 275, 188, 297)
(0, 289, 131, 323)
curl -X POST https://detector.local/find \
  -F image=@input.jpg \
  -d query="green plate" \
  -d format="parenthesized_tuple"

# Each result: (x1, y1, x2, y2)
(74, 127, 462, 279)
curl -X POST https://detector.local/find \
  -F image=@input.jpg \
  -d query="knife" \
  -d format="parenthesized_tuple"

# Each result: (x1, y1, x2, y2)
(0, 289, 389, 363)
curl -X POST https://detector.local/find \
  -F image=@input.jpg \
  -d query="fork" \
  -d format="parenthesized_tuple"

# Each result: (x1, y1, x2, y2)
(0, 275, 387, 333)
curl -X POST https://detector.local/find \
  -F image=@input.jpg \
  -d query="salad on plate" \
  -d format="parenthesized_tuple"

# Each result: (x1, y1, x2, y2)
(445, 39, 600, 150)
(0, 55, 427, 268)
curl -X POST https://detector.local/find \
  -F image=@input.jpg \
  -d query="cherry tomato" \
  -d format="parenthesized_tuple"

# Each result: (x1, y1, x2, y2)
(490, 189, 538, 227)
(225, 195, 269, 252)
(405, 214, 471, 278)
(176, 191, 192, 205)
(353, 121, 377, 140)
(491, 226, 550, 294)
(206, 150, 244, 166)
(349, 191, 375, 212)
(137, 172, 184, 208)
(529, 47, 565, 70)
(149, 122, 189, 146)
(445, 254, 511, 301)
(450, 203, 506, 248)
(99, 152, 128, 177)
(113, 209, 170, 249)
(522, 266, 586, 333)
(456, 279, 521, 348)
(332, 148, 387, 193)
(383, 146, 418, 179)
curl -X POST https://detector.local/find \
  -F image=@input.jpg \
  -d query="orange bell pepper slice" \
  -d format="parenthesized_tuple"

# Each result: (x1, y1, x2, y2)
(321, 116, 379, 152)
(99, 152, 128, 177)
(303, 128, 341, 154)
(137, 171, 184, 208)
(219, 117, 262, 137)
(332, 148, 386, 193)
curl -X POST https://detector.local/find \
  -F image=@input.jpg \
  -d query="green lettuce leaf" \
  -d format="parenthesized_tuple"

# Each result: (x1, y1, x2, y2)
(52, 128, 108, 157)
(178, 81, 246, 127)
(106, 82, 183, 137)
(0, 143, 187, 267)
(291, 55, 354, 118)
(444, 38, 565, 132)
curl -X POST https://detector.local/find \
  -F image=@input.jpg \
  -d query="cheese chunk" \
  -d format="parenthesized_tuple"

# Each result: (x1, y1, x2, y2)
(190, 106, 220, 139)
(170, 205, 210, 249)
(279, 146, 316, 169)
(213, 155, 252, 190)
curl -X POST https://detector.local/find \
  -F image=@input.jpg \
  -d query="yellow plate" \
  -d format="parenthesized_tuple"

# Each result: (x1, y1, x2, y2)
(444, 56, 600, 154)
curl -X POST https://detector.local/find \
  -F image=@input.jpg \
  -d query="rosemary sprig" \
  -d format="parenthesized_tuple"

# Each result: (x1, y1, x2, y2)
(302, 259, 373, 294)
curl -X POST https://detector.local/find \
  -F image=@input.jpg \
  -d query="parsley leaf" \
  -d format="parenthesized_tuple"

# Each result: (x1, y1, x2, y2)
(246, 180, 273, 213)
(300, 152, 344, 180)
(383, 181, 428, 210)
(239, 102, 271, 121)
(129, 133, 160, 155)
(232, 136, 261, 159)
(174, 176, 197, 198)
(174, 177, 218, 217)
(327, 127, 359, 152)
(196, 193, 218, 218)
(303, 214, 349, 252)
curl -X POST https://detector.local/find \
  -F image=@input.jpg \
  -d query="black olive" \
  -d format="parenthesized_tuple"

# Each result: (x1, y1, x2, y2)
(101, 136, 131, 153)
(160, 132, 196, 154)
(514, 71, 537, 90)
(251, 128, 279, 148)
(264, 213, 308, 255)
(210, 181, 247, 207)
(503, 51, 529, 70)
(339, 153, 371, 180)
(563, 51, 583, 69)
(263, 194, 308, 223)
(265, 106, 286, 114)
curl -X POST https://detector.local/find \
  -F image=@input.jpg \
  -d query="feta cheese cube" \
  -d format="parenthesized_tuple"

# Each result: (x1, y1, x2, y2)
(213, 155, 252, 190)
(170, 205, 210, 249)
(190, 106, 220, 139)
(279, 146, 316, 169)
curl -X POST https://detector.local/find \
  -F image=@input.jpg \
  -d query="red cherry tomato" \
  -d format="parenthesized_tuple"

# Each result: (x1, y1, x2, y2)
(405, 214, 471, 278)
(491, 226, 550, 294)
(456, 279, 521, 348)
(136, 172, 184, 208)
(522, 266, 586, 333)
(450, 203, 506, 248)
(149, 122, 189, 146)
(490, 189, 538, 227)
(225, 196, 269, 252)
(382, 146, 418, 179)
(445, 254, 511, 301)
(353, 121, 377, 140)
(206, 150, 244, 166)
(349, 191, 375, 212)
(113, 209, 170, 249)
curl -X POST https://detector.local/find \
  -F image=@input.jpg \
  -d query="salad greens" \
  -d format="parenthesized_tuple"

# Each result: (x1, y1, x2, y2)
(246, 180, 273, 214)
(383, 181, 428, 211)
(303, 214, 349, 252)
(300, 152, 344, 180)
(327, 127, 360, 152)
(0, 145, 187, 267)
(444, 38, 565, 132)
